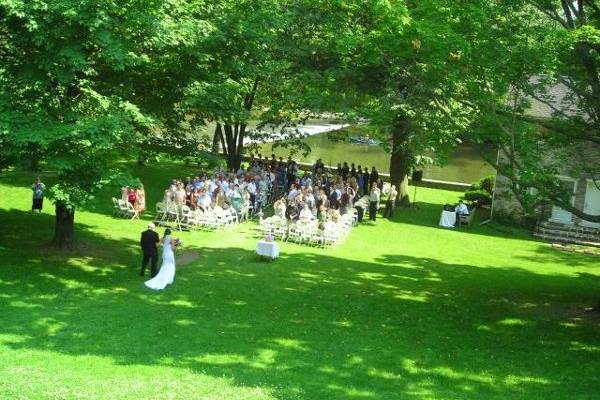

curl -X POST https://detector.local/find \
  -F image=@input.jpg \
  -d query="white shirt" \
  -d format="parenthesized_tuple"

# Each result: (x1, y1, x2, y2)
(455, 203, 469, 215)
(247, 181, 257, 195)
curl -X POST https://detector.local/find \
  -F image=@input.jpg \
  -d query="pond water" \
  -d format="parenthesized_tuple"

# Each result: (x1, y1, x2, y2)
(256, 123, 496, 184)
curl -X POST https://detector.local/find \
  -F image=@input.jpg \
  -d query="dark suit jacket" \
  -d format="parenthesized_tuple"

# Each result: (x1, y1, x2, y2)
(140, 230, 160, 255)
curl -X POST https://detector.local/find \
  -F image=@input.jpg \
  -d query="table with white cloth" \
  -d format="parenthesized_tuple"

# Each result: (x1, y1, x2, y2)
(256, 240, 279, 259)
(439, 210, 456, 228)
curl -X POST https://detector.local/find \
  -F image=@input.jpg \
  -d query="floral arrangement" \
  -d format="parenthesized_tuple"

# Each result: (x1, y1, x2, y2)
(173, 238, 182, 248)
(265, 233, 274, 242)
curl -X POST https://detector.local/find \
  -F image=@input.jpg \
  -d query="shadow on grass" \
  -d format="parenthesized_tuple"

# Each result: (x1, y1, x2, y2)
(1, 238, 599, 399)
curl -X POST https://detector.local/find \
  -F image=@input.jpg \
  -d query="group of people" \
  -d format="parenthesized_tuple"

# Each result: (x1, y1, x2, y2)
(121, 185, 147, 216)
(160, 163, 279, 219)
(267, 156, 399, 227)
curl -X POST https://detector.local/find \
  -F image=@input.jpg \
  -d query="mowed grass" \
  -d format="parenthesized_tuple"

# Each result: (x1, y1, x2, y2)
(0, 162, 599, 400)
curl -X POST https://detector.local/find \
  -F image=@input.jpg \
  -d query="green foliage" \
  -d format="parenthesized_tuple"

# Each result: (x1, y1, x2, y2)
(462, 175, 495, 206)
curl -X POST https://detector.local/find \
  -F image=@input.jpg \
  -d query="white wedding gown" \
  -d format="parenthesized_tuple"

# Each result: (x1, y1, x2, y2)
(144, 236, 176, 290)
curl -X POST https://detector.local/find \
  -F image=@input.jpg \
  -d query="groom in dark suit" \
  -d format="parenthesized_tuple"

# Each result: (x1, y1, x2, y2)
(140, 223, 160, 277)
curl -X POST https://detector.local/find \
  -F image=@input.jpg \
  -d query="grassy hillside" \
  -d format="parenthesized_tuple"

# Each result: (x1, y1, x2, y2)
(0, 162, 598, 400)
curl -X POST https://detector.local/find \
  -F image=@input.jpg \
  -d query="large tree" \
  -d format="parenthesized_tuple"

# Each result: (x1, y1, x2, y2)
(0, 0, 207, 247)
(273, 0, 484, 204)
(468, 0, 600, 223)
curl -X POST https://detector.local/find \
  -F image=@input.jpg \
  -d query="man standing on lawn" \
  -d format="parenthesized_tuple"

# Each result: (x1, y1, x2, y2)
(140, 223, 160, 278)
(31, 177, 46, 213)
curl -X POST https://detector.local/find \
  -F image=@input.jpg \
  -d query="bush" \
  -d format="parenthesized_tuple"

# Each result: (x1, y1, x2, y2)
(462, 175, 495, 207)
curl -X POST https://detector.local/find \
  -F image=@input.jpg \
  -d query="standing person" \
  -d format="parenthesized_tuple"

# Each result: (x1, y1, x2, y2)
(383, 184, 398, 218)
(140, 223, 160, 278)
(341, 162, 350, 181)
(145, 228, 178, 291)
(369, 182, 380, 222)
(31, 177, 46, 213)
(135, 184, 146, 216)
(127, 187, 137, 206)
(369, 167, 379, 192)
(357, 166, 364, 195)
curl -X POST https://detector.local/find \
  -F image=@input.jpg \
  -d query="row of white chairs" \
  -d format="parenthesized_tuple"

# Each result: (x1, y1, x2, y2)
(154, 202, 239, 231)
(112, 198, 139, 219)
(258, 209, 357, 247)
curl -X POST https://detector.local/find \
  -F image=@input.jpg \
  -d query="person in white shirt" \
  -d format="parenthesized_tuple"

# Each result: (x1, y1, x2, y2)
(383, 184, 398, 218)
(368, 182, 380, 222)
(197, 189, 212, 211)
(455, 200, 469, 216)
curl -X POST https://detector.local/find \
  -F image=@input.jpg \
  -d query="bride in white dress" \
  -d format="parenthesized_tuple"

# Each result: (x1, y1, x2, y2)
(145, 229, 176, 290)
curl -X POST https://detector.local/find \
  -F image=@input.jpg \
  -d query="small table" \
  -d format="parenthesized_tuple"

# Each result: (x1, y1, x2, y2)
(439, 210, 456, 228)
(256, 241, 279, 260)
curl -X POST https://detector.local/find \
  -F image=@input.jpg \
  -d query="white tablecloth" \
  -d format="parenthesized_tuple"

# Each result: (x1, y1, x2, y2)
(256, 241, 279, 259)
(439, 210, 456, 228)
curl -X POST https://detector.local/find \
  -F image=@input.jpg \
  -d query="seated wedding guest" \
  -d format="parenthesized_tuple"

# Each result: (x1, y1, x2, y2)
(174, 183, 186, 207)
(383, 184, 398, 218)
(455, 200, 469, 217)
(369, 182, 380, 222)
(299, 203, 313, 221)
(228, 185, 242, 212)
(273, 197, 287, 219)
(214, 187, 227, 209)
(317, 204, 328, 230)
(31, 177, 46, 213)
(286, 198, 299, 221)
(190, 188, 200, 210)
(339, 188, 350, 215)
(197, 189, 212, 211)
(329, 208, 340, 222)
(127, 187, 137, 206)
(305, 187, 316, 212)
(136, 185, 146, 215)
(287, 184, 299, 202)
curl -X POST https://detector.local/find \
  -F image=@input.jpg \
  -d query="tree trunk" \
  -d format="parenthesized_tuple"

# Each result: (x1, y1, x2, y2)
(211, 125, 221, 154)
(389, 124, 412, 206)
(53, 201, 75, 249)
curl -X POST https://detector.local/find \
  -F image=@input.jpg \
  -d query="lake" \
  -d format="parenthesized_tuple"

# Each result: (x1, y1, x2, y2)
(256, 123, 496, 184)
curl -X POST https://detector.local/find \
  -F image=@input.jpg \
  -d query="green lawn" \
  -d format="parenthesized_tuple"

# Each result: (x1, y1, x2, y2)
(1, 162, 599, 400)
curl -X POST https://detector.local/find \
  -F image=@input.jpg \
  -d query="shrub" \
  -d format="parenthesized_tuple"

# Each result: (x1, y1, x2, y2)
(462, 175, 495, 207)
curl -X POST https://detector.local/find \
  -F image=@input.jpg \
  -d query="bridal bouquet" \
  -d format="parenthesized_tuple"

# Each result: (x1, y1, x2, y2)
(173, 238, 182, 248)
